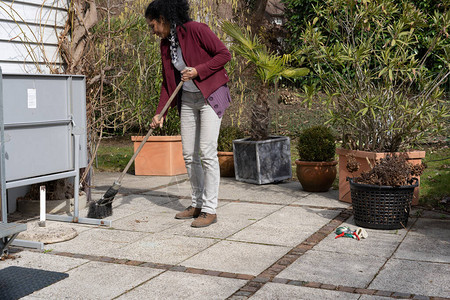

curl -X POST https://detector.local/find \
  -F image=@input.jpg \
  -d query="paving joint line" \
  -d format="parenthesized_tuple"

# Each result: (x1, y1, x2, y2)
(227, 208, 353, 299)
(7, 248, 450, 300)
(96, 177, 190, 197)
(364, 217, 420, 289)
(226, 207, 450, 300)
(267, 278, 450, 300)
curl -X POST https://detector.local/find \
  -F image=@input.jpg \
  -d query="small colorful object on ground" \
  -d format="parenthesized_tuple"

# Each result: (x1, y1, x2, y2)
(335, 226, 365, 240)
(356, 227, 368, 239)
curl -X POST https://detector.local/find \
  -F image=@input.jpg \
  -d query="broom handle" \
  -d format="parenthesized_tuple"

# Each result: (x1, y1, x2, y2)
(116, 81, 184, 184)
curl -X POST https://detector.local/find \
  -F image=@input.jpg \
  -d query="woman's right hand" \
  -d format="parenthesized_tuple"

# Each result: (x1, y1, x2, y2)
(150, 114, 164, 129)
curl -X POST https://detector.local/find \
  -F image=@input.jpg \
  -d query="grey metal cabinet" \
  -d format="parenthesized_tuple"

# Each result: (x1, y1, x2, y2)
(1, 73, 87, 182)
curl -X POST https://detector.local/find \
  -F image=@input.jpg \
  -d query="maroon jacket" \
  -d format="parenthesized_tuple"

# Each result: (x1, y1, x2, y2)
(156, 21, 231, 115)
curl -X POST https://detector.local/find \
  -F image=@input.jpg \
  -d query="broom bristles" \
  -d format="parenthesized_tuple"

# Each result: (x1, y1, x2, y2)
(87, 201, 112, 219)
(87, 183, 120, 219)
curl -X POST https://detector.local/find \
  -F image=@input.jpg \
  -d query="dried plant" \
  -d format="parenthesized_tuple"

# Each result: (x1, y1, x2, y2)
(346, 154, 360, 173)
(353, 155, 426, 187)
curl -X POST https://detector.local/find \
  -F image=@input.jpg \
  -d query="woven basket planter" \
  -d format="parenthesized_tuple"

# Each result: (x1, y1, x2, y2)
(348, 178, 418, 230)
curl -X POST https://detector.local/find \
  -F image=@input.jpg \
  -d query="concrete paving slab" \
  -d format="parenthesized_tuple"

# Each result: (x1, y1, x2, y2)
(27, 261, 163, 299)
(163, 202, 282, 239)
(110, 194, 178, 211)
(109, 198, 195, 233)
(228, 223, 318, 247)
(358, 296, 392, 300)
(228, 207, 340, 246)
(250, 282, 359, 300)
(117, 270, 246, 300)
(291, 189, 350, 208)
(394, 231, 450, 263)
(43, 228, 147, 257)
(276, 249, 386, 288)
(153, 177, 309, 204)
(82, 205, 141, 223)
(146, 177, 193, 199)
(314, 227, 404, 258)
(111, 210, 186, 233)
(75, 194, 179, 224)
(369, 258, 450, 298)
(340, 216, 412, 237)
(0, 250, 88, 272)
(182, 240, 290, 276)
(92, 171, 188, 194)
(393, 218, 450, 263)
(115, 233, 218, 265)
(258, 206, 341, 227)
(408, 218, 450, 236)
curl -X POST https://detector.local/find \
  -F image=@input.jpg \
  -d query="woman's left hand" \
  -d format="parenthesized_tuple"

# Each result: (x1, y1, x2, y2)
(181, 67, 198, 82)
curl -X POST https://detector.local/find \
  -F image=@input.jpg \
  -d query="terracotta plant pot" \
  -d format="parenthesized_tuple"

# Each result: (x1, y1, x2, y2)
(131, 136, 187, 176)
(295, 160, 338, 192)
(336, 148, 425, 205)
(218, 151, 235, 177)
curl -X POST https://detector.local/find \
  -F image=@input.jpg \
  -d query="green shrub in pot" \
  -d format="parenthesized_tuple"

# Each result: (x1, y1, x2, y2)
(295, 125, 337, 192)
(297, 125, 336, 162)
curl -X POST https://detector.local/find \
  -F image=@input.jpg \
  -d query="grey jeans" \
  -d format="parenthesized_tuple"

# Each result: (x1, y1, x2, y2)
(180, 90, 222, 214)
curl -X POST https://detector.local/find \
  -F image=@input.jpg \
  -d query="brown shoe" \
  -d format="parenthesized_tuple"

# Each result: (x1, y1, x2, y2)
(191, 212, 217, 228)
(175, 207, 201, 219)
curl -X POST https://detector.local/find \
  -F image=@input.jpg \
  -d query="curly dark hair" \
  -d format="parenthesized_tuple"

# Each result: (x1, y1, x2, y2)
(145, 0, 191, 26)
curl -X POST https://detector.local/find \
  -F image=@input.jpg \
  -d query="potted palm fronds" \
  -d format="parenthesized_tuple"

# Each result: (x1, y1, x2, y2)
(222, 21, 309, 184)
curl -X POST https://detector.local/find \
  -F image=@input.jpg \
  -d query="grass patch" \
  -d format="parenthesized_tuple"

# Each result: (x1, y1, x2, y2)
(419, 145, 450, 211)
(95, 140, 134, 172)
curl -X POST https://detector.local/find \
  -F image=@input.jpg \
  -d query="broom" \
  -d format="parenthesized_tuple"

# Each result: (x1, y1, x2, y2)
(88, 81, 184, 219)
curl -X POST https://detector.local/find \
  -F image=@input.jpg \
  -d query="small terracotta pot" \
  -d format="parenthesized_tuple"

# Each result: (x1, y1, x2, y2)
(218, 151, 235, 177)
(295, 160, 338, 192)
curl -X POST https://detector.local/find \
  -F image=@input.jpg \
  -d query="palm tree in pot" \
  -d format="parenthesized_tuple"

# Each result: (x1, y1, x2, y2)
(222, 21, 309, 184)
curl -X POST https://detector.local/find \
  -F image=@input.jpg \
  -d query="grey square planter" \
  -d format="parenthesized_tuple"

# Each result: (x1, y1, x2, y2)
(233, 136, 292, 184)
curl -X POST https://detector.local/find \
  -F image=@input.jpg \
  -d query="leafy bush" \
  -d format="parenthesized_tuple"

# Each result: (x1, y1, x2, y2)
(217, 126, 245, 152)
(92, 12, 181, 136)
(281, 0, 321, 51)
(300, 0, 449, 152)
(297, 126, 335, 161)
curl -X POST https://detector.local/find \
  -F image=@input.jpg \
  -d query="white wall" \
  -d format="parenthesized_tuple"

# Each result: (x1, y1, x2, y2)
(0, 0, 68, 74)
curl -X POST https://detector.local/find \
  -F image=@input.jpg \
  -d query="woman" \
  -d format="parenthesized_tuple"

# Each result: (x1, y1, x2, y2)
(145, 0, 231, 227)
